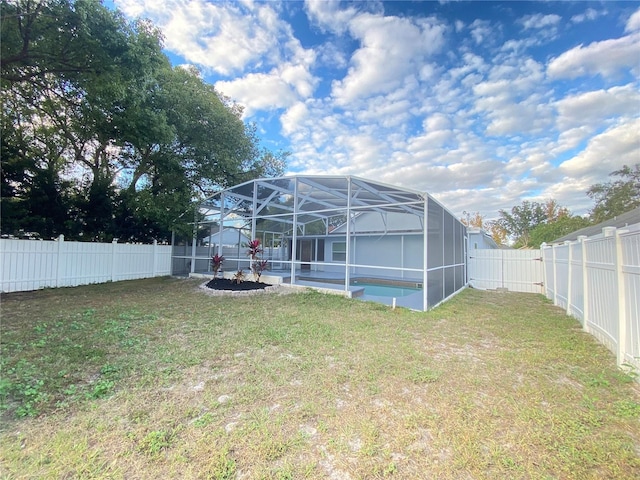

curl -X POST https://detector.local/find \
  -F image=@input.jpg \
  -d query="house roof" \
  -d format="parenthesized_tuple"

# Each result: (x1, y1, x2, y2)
(552, 206, 640, 243)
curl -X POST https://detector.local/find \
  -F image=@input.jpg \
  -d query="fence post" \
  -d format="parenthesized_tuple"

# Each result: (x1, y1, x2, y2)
(540, 243, 548, 298)
(111, 238, 118, 282)
(611, 228, 627, 367)
(152, 240, 158, 277)
(578, 236, 589, 333)
(552, 243, 558, 306)
(190, 233, 197, 274)
(565, 241, 572, 316)
(55, 234, 65, 288)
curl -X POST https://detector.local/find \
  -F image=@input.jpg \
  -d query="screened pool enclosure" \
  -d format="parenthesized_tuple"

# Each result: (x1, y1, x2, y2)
(172, 175, 467, 310)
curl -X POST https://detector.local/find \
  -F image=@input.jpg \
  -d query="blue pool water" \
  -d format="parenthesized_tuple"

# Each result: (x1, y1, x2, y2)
(351, 282, 421, 297)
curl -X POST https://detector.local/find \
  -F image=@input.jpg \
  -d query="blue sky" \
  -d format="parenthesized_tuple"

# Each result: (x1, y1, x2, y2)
(109, 0, 640, 220)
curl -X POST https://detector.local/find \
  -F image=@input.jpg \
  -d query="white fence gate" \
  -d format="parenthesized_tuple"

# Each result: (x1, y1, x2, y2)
(1, 235, 172, 293)
(542, 225, 640, 370)
(468, 249, 544, 293)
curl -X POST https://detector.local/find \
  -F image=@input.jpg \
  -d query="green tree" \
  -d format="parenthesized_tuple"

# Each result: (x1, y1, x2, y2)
(1, 0, 156, 240)
(528, 215, 591, 248)
(587, 164, 640, 223)
(497, 199, 570, 248)
(1, 0, 285, 241)
(1, 0, 121, 83)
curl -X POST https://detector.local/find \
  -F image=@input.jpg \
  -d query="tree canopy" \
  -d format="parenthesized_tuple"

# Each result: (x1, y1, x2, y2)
(494, 199, 568, 248)
(487, 165, 639, 248)
(587, 164, 640, 223)
(1, 0, 285, 242)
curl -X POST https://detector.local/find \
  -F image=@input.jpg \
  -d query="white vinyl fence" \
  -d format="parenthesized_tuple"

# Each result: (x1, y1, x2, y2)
(542, 225, 640, 370)
(1, 235, 172, 293)
(468, 249, 544, 293)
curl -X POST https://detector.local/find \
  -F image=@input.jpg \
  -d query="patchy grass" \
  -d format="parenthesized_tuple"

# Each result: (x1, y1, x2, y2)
(1, 277, 638, 479)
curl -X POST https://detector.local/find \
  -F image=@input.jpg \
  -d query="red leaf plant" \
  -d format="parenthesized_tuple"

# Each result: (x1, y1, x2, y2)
(246, 239, 268, 281)
(246, 239, 263, 259)
(211, 254, 225, 276)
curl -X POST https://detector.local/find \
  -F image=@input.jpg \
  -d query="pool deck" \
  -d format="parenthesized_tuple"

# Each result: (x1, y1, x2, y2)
(190, 269, 426, 311)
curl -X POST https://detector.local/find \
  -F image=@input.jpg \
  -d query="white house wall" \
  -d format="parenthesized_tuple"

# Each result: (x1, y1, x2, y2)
(468, 230, 498, 250)
(321, 234, 424, 280)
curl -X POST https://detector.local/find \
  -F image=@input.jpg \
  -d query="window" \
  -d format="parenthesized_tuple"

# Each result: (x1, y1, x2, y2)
(332, 242, 346, 262)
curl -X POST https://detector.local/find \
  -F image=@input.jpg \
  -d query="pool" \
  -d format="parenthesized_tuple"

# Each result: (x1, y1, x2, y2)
(351, 282, 421, 297)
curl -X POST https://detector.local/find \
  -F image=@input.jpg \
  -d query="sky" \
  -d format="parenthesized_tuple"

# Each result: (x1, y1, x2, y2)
(108, 0, 640, 220)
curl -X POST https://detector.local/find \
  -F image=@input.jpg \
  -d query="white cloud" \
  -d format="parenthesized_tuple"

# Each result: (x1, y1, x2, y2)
(547, 33, 640, 79)
(559, 119, 640, 177)
(316, 41, 349, 70)
(519, 13, 561, 30)
(550, 126, 595, 156)
(331, 13, 447, 105)
(114, 1, 639, 219)
(303, 0, 367, 35)
(280, 102, 309, 136)
(114, 0, 309, 76)
(625, 7, 640, 32)
(354, 95, 413, 129)
(571, 8, 605, 24)
(469, 19, 493, 45)
(216, 60, 318, 117)
(472, 57, 553, 136)
(554, 84, 640, 131)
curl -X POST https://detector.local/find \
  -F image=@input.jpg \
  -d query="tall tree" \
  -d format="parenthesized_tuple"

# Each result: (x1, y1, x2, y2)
(2, 0, 158, 240)
(497, 199, 571, 248)
(485, 220, 509, 246)
(587, 164, 640, 223)
(1, 0, 285, 241)
(528, 215, 591, 248)
(460, 211, 484, 229)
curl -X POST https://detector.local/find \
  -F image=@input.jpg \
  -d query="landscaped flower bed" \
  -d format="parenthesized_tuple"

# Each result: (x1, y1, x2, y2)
(205, 277, 269, 291)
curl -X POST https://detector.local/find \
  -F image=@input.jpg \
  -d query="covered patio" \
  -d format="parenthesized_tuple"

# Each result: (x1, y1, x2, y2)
(172, 175, 467, 311)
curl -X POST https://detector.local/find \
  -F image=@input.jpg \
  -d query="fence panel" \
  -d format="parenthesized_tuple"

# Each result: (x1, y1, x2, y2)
(542, 225, 640, 371)
(59, 241, 112, 287)
(621, 230, 640, 368)
(1, 239, 58, 292)
(584, 235, 619, 353)
(543, 247, 556, 301)
(553, 244, 570, 310)
(568, 241, 584, 321)
(468, 249, 543, 293)
(1, 237, 171, 293)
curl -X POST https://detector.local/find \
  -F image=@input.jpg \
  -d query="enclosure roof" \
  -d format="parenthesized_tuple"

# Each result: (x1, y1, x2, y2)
(200, 175, 437, 225)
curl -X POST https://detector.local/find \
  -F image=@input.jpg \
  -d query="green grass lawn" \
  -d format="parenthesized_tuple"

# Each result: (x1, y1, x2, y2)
(1, 277, 638, 479)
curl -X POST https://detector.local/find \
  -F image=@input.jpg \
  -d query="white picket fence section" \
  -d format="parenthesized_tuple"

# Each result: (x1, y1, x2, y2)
(542, 225, 640, 369)
(1, 235, 172, 293)
(468, 249, 544, 293)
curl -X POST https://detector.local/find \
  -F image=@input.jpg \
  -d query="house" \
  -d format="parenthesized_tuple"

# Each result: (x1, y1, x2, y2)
(467, 227, 499, 250)
(204, 228, 251, 248)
